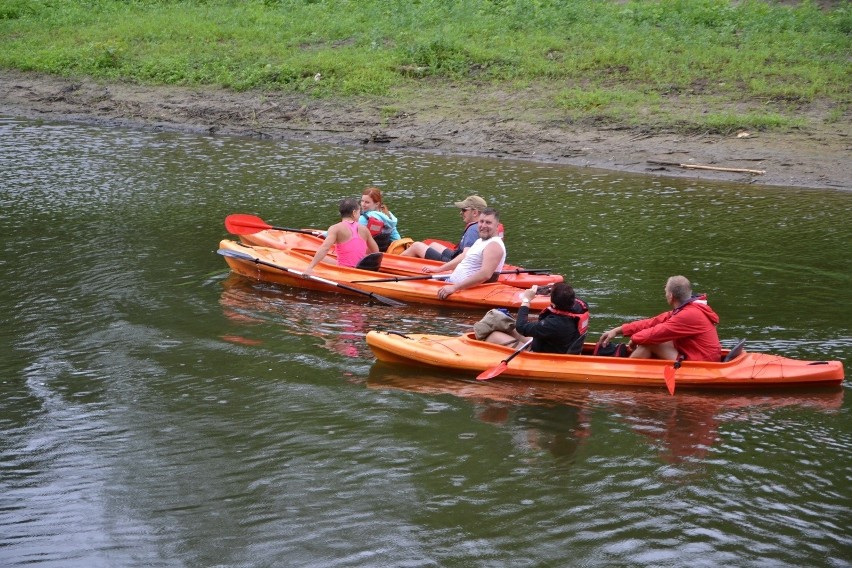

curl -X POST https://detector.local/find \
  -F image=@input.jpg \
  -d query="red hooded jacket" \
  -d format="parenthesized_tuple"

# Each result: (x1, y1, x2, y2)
(621, 295, 721, 362)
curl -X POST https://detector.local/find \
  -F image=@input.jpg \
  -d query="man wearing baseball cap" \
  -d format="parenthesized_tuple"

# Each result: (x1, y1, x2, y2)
(423, 207, 507, 300)
(453, 195, 488, 211)
(400, 195, 487, 261)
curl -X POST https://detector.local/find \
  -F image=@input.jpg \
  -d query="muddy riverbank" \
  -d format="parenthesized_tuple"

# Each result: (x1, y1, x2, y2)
(2, 70, 849, 191)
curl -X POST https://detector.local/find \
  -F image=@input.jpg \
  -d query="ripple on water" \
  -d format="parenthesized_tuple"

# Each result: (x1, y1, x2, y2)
(1, 117, 849, 567)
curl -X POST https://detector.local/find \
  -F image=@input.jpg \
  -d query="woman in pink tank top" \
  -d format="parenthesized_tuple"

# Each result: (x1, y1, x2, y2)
(303, 198, 379, 276)
(335, 220, 369, 267)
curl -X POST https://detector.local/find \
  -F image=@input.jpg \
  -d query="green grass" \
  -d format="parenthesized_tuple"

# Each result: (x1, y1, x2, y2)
(0, 0, 849, 133)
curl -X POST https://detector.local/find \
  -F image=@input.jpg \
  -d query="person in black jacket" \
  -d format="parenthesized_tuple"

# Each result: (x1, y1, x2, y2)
(484, 283, 590, 354)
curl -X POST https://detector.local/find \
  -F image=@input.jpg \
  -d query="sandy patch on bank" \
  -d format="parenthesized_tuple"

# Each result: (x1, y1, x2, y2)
(1, 70, 849, 190)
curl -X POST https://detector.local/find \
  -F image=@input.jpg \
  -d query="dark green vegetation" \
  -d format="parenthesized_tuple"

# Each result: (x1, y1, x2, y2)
(0, 0, 849, 133)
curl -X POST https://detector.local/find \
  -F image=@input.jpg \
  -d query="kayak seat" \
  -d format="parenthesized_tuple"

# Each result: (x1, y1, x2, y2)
(722, 338, 746, 362)
(566, 333, 587, 355)
(356, 252, 383, 271)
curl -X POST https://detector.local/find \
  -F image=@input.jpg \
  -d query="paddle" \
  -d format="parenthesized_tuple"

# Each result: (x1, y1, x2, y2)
(351, 268, 552, 284)
(225, 213, 324, 237)
(663, 356, 684, 395)
(351, 274, 451, 283)
(217, 248, 406, 307)
(476, 338, 534, 381)
(499, 268, 553, 275)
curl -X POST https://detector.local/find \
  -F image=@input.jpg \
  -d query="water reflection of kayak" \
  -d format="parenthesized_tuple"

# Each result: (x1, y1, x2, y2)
(367, 363, 844, 463)
(237, 227, 562, 289)
(365, 331, 845, 389)
(218, 275, 372, 359)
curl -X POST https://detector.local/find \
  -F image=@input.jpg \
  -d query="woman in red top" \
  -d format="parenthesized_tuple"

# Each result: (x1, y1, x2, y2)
(303, 198, 379, 277)
(598, 275, 721, 362)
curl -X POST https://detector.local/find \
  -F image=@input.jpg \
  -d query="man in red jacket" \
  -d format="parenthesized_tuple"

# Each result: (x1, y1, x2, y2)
(598, 275, 721, 362)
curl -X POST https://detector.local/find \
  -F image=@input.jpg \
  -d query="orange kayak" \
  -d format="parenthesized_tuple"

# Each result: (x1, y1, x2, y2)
(218, 239, 554, 310)
(365, 330, 845, 389)
(238, 228, 563, 289)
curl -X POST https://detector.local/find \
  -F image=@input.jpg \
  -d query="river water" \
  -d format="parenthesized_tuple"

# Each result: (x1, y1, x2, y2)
(1, 116, 849, 567)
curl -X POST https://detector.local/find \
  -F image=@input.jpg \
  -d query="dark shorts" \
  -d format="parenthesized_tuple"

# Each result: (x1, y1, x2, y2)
(424, 247, 454, 262)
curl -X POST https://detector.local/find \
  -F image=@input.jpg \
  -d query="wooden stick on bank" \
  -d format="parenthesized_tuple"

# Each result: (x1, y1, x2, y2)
(647, 160, 766, 175)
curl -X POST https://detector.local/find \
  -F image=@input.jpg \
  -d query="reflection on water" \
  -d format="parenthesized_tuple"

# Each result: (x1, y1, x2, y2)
(220, 276, 371, 358)
(1, 116, 850, 567)
(367, 363, 845, 465)
(218, 275, 477, 359)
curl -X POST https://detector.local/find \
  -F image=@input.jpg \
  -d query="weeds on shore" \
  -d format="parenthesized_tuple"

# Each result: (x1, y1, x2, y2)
(0, 0, 848, 133)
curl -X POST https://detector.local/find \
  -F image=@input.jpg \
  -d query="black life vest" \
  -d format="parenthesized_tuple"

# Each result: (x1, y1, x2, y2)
(542, 299, 590, 335)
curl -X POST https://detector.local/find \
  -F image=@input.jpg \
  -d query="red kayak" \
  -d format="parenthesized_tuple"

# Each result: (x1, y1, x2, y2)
(224, 214, 563, 289)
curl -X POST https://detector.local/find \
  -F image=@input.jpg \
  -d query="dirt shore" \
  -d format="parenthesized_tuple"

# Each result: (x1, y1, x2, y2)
(2, 70, 849, 191)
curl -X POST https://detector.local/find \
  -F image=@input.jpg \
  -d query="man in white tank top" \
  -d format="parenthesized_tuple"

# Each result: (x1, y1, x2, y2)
(422, 208, 506, 300)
